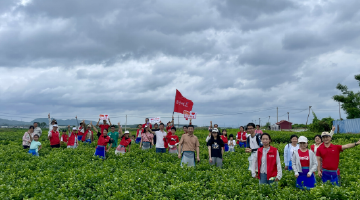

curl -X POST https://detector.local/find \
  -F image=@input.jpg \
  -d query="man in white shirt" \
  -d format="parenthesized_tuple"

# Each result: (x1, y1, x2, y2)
(155, 123, 167, 153)
(33, 122, 42, 137)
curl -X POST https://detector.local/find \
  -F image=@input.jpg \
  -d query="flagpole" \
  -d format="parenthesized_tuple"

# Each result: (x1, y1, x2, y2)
(173, 89, 177, 116)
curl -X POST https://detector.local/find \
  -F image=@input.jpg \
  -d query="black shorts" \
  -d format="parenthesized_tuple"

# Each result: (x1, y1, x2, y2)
(51, 144, 61, 148)
(23, 145, 30, 149)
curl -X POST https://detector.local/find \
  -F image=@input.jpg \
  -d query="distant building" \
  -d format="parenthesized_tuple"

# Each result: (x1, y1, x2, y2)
(1, 126, 8, 128)
(276, 120, 292, 130)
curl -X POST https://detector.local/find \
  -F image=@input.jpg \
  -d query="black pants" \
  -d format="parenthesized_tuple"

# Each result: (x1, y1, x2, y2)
(51, 144, 61, 148)
(23, 145, 30, 149)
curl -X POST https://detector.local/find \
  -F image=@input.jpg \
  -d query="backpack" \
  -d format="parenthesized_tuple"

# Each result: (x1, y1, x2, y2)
(246, 134, 263, 149)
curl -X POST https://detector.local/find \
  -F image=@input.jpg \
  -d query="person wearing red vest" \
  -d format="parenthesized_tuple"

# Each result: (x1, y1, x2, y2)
(135, 124, 143, 144)
(251, 133, 282, 185)
(81, 124, 94, 144)
(77, 120, 86, 141)
(115, 131, 132, 155)
(60, 129, 68, 146)
(142, 118, 152, 129)
(236, 126, 248, 148)
(67, 126, 78, 149)
(91, 122, 113, 159)
(221, 129, 229, 152)
(48, 124, 60, 148)
(167, 127, 179, 154)
(166, 116, 175, 132)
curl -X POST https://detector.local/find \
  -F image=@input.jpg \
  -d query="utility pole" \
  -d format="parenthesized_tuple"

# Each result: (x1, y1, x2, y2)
(255, 120, 257, 124)
(125, 115, 127, 131)
(259, 118, 260, 127)
(339, 102, 342, 120)
(287, 112, 289, 121)
(277, 107, 278, 123)
(306, 106, 312, 126)
(178, 115, 179, 128)
(268, 116, 270, 123)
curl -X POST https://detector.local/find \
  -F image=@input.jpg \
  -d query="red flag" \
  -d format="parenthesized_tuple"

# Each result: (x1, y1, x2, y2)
(173, 89, 194, 114)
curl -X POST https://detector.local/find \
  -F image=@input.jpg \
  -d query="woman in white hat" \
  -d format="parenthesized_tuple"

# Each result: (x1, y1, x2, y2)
(115, 130, 132, 155)
(291, 136, 317, 189)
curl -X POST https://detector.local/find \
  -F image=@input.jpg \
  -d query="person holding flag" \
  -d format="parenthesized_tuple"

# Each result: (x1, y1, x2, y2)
(166, 117, 175, 132)
(96, 117, 112, 135)
(142, 118, 152, 129)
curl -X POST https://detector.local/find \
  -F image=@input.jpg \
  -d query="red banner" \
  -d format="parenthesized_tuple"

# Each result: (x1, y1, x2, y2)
(174, 90, 194, 114)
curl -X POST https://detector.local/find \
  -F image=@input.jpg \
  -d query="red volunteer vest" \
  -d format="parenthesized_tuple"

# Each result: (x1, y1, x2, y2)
(81, 130, 92, 141)
(167, 135, 179, 146)
(61, 134, 68, 142)
(236, 132, 247, 144)
(221, 135, 228, 143)
(97, 134, 111, 150)
(67, 132, 78, 146)
(49, 130, 60, 145)
(257, 146, 278, 180)
(119, 136, 132, 147)
(136, 129, 143, 137)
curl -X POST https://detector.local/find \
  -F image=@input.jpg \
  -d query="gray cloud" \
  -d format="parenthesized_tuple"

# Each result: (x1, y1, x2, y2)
(0, 0, 359, 126)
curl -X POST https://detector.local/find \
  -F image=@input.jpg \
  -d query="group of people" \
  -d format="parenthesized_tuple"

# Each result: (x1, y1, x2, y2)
(21, 115, 360, 189)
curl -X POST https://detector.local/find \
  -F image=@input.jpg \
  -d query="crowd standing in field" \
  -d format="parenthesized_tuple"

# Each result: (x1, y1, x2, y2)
(21, 113, 360, 189)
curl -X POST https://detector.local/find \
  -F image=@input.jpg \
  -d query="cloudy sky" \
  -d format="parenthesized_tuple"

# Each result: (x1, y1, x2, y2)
(0, 0, 359, 127)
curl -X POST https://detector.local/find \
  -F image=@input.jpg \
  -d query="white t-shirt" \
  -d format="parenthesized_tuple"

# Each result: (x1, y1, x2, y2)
(228, 140, 236, 147)
(289, 144, 299, 157)
(249, 135, 260, 149)
(155, 130, 167, 148)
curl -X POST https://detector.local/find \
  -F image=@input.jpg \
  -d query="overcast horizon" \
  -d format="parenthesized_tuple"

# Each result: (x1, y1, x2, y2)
(0, 0, 359, 127)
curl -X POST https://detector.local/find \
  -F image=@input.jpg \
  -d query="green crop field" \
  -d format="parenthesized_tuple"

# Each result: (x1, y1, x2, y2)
(1, 128, 360, 199)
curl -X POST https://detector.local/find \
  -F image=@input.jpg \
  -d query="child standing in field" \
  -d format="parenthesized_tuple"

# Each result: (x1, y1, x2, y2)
(221, 129, 229, 152)
(228, 134, 236, 152)
(22, 126, 35, 149)
(60, 129, 68, 146)
(167, 127, 179, 154)
(115, 131, 132, 155)
(291, 136, 317, 190)
(28, 133, 42, 156)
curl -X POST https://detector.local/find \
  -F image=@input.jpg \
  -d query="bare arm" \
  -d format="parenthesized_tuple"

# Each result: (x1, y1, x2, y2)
(196, 146, 200, 162)
(96, 118, 100, 127)
(139, 137, 143, 148)
(108, 118, 112, 126)
(128, 144, 131, 152)
(208, 146, 212, 162)
(91, 122, 99, 133)
(38, 145, 42, 151)
(317, 156, 322, 177)
(210, 121, 212, 128)
(118, 122, 122, 134)
(342, 139, 360, 150)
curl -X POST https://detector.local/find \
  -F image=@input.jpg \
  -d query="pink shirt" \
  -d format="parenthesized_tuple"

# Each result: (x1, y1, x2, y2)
(141, 132, 154, 142)
(255, 129, 263, 135)
(22, 132, 34, 146)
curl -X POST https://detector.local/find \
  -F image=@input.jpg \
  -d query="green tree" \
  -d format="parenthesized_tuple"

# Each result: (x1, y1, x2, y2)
(39, 122, 47, 128)
(333, 74, 360, 119)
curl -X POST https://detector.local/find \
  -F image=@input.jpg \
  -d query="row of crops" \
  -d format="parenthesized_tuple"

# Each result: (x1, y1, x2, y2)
(1, 128, 360, 199)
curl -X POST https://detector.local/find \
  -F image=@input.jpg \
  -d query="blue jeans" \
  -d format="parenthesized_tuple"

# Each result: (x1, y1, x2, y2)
(239, 142, 246, 148)
(322, 169, 339, 186)
(259, 173, 276, 185)
(156, 148, 166, 153)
